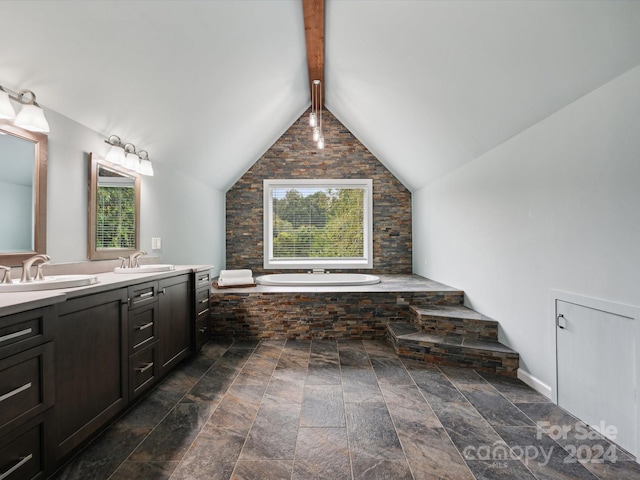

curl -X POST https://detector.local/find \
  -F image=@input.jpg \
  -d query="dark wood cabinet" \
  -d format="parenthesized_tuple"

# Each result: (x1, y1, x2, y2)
(158, 274, 191, 375)
(127, 285, 160, 401)
(0, 306, 54, 480)
(193, 270, 212, 352)
(53, 289, 128, 464)
(0, 267, 210, 478)
(0, 412, 50, 480)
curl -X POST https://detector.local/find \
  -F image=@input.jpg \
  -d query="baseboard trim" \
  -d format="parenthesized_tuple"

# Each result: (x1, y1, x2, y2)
(518, 368, 552, 400)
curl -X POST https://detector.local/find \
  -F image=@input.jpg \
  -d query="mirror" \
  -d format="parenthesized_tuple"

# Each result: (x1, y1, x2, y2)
(88, 153, 140, 260)
(0, 121, 47, 266)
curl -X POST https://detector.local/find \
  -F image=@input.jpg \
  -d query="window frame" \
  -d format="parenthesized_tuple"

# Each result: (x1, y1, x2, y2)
(263, 179, 373, 270)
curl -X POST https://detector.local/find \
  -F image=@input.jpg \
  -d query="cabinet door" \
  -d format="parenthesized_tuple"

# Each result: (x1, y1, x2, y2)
(193, 286, 211, 352)
(158, 275, 191, 375)
(54, 289, 128, 463)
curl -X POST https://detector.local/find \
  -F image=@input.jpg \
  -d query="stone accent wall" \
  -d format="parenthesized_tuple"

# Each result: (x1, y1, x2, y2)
(210, 290, 464, 341)
(226, 108, 412, 275)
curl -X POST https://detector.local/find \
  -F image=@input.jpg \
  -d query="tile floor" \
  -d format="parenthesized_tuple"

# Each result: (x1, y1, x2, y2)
(53, 339, 640, 480)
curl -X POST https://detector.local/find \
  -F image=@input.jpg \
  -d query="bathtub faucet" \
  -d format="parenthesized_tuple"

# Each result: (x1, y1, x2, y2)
(309, 268, 329, 274)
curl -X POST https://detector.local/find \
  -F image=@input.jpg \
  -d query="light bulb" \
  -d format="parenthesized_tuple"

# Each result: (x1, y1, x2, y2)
(309, 112, 317, 127)
(139, 158, 154, 176)
(317, 136, 325, 149)
(14, 103, 50, 133)
(105, 144, 125, 165)
(0, 88, 16, 120)
(313, 127, 320, 142)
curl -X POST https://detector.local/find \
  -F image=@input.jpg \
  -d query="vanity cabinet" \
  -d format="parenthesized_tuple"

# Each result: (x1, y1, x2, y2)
(53, 289, 128, 465)
(158, 274, 191, 375)
(193, 270, 212, 352)
(0, 306, 55, 480)
(0, 267, 209, 478)
(127, 289, 160, 400)
(126, 274, 191, 396)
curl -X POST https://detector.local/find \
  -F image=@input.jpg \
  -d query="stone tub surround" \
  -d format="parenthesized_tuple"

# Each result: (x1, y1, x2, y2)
(225, 108, 412, 276)
(211, 274, 520, 376)
(210, 275, 464, 341)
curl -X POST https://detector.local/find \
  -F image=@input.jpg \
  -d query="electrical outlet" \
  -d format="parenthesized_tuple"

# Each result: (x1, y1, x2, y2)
(156, 237, 162, 249)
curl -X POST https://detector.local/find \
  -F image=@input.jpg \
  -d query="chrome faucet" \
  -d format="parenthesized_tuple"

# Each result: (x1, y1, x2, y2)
(21, 254, 51, 283)
(0, 265, 12, 284)
(128, 251, 147, 269)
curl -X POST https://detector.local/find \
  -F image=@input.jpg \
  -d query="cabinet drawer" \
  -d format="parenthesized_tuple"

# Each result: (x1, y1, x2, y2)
(194, 317, 210, 352)
(0, 308, 53, 360)
(195, 271, 212, 290)
(0, 343, 53, 436)
(0, 417, 44, 480)
(128, 303, 158, 354)
(129, 344, 159, 399)
(128, 281, 158, 309)
(195, 288, 210, 315)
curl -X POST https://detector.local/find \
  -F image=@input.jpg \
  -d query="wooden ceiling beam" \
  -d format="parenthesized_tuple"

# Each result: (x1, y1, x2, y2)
(302, 0, 325, 106)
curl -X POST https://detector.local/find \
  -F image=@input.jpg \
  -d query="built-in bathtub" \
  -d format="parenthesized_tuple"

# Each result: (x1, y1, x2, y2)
(211, 274, 464, 341)
(255, 272, 380, 286)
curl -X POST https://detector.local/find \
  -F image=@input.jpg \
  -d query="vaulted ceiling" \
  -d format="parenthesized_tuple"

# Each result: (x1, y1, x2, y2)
(1, 1, 639, 192)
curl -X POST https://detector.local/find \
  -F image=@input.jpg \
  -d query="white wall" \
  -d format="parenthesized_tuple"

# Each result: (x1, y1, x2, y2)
(43, 109, 224, 271)
(413, 65, 640, 394)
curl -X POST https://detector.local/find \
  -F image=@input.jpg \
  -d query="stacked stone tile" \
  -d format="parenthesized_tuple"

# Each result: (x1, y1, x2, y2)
(210, 290, 464, 341)
(387, 305, 519, 377)
(226, 108, 412, 276)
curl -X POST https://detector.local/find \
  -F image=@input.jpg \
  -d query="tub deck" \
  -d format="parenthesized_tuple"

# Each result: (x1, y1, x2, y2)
(211, 274, 461, 294)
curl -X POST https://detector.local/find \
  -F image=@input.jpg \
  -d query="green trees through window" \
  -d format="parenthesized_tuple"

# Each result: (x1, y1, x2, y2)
(96, 186, 136, 248)
(272, 187, 364, 258)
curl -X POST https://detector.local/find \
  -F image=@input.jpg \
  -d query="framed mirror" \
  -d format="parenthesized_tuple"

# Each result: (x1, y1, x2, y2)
(88, 153, 140, 260)
(0, 121, 47, 266)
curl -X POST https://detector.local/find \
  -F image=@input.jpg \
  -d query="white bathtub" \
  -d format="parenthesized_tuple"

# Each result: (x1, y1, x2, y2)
(255, 273, 380, 286)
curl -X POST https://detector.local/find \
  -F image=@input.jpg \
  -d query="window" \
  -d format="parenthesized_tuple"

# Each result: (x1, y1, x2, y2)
(264, 179, 373, 269)
(96, 169, 137, 249)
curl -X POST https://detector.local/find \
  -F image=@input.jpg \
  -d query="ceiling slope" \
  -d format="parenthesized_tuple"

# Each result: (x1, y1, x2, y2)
(325, 0, 640, 191)
(0, 0, 309, 191)
(1, 1, 639, 192)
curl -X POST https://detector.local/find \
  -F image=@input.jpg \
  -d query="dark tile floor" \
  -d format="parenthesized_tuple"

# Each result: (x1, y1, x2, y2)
(53, 339, 640, 480)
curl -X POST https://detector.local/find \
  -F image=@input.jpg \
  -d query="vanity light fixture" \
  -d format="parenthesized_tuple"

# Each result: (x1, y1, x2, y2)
(123, 143, 140, 172)
(104, 135, 153, 176)
(309, 80, 325, 150)
(0, 85, 50, 133)
(138, 150, 154, 176)
(0, 86, 16, 120)
(105, 135, 126, 166)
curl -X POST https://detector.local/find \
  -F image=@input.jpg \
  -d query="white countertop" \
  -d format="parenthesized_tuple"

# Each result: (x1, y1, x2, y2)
(0, 265, 213, 317)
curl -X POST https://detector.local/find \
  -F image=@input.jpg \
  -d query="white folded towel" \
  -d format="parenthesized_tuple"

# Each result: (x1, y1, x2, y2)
(218, 277, 255, 287)
(219, 269, 253, 280)
(218, 269, 254, 287)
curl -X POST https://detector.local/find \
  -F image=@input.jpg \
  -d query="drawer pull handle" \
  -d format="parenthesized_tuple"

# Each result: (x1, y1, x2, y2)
(0, 327, 33, 344)
(136, 322, 154, 331)
(138, 291, 154, 299)
(199, 299, 208, 304)
(0, 382, 32, 402)
(0, 453, 33, 480)
(199, 327, 207, 334)
(197, 309, 209, 317)
(136, 362, 154, 373)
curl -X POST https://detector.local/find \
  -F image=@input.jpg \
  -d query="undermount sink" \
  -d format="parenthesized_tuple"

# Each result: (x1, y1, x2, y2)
(0, 274, 99, 292)
(114, 264, 175, 274)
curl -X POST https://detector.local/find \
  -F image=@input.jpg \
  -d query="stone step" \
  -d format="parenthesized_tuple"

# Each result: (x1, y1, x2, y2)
(387, 321, 518, 377)
(410, 304, 499, 341)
